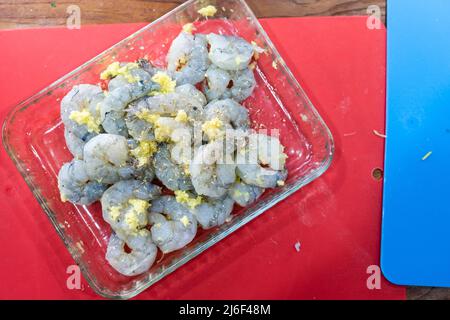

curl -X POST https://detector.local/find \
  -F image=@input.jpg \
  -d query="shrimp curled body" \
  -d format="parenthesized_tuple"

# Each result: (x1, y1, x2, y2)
(149, 196, 197, 253)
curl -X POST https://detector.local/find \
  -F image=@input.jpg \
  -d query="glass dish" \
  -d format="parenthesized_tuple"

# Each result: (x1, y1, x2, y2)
(2, 0, 334, 299)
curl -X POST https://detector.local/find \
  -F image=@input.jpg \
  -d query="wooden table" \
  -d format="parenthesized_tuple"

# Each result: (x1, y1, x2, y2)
(0, 0, 447, 300)
(0, 0, 385, 29)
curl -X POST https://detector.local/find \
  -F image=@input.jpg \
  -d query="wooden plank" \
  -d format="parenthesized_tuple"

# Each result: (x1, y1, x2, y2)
(0, 0, 386, 29)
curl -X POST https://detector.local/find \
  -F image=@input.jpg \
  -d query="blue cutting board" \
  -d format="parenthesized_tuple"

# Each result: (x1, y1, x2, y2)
(382, 0, 450, 287)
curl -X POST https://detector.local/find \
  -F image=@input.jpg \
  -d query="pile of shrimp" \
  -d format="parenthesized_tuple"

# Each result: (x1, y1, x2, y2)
(58, 26, 288, 277)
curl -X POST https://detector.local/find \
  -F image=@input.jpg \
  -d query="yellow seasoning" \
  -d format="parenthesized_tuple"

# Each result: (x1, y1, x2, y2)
(124, 199, 150, 233)
(272, 60, 278, 70)
(100, 62, 140, 83)
(109, 206, 122, 221)
(136, 109, 160, 125)
(422, 151, 432, 161)
(175, 190, 203, 209)
(182, 23, 196, 34)
(130, 140, 158, 167)
(69, 109, 101, 133)
(150, 72, 176, 95)
(175, 110, 189, 123)
(198, 5, 217, 17)
(180, 215, 190, 228)
(202, 118, 224, 140)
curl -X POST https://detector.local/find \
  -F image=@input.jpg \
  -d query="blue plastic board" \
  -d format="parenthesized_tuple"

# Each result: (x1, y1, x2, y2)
(382, 0, 450, 287)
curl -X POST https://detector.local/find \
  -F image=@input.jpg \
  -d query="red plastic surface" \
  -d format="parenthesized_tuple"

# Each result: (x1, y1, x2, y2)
(0, 17, 405, 300)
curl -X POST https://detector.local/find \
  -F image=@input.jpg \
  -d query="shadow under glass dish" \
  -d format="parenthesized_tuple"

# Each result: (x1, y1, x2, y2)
(2, 0, 334, 299)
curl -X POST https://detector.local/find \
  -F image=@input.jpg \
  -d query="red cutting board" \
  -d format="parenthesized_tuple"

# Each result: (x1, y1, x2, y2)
(0, 17, 405, 300)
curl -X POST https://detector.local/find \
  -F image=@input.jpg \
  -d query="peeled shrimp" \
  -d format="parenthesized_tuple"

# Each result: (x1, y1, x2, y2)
(203, 66, 256, 102)
(101, 179, 161, 240)
(64, 128, 95, 159)
(58, 159, 108, 206)
(100, 63, 158, 136)
(203, 65, 231, 101)
(207, 34, 254, 71)
(125, 84, 204, 141)
(227, 68, 256, 102)
(83, 134, 132, 184)
(106, 232, 157, 276)
(228, 181, 264, 207)
(153, 144, 193, 191)
(124, 106, 156, 141)
(126, 139, 156, 182)
(204, 99, 250, 130)
(167, 32, 210, 86)
(236, 134, 288, 188)
(149, 196, 197, 253)
(193, 196, 235, 229)
(61, 84, 104, 139)
(175, 84, 208, 106)
(190, 139, 236, 198)
(131, 85, 205, 121)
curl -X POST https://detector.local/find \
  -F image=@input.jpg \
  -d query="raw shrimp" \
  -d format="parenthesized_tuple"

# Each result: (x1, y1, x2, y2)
(236, 134, 288, 188)
(204, 99, 250, 130)
(61, 84, 105, 139)
(153, 116, 193, 143)
(125, 107, 156, 141)
(100, 63, 159, 136)
(101, 179, 161, 240)
(149, 196, 197, 253)
(190, 139, 236, 198)
(106, 232, 157, 276)
(193, 196, 234, 229)
(64, 128, 95, 159)
(83, 134, 132, 184)
(228, 68, 256, 102)
(125, 84, 204, 141)
(131, 85, 205, 121)
(126, 139, 156, 182)
(207, 34, 254, 71)
(203, 66, 256, 102)
(228, 181, 264, 207)
(58, 159, 108, 206)
(153, 144, 193, 191)
(167, 31, 209, 86)
(136, 58, 159, 77)
(203, 65, 231, 101)
(175, 84, 208, 106)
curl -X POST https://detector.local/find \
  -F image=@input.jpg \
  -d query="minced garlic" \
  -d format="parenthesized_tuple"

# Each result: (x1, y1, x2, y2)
(198, 5, 217, 17)
(100, 62, 140, 83)
(109, 206, 122, 221)
(69, 109, 101, 133)
(124, 199, 150, 233)
(150, 72, 176, 95)
(130, 140, 158, 167)
(182, 23, 196, 34)
(180, 215, 190, 227)
(175, 110, 189, 123)
(175, 190, 203, 209)
(202, 118, 224, 140)
(136, 109, 160, 125)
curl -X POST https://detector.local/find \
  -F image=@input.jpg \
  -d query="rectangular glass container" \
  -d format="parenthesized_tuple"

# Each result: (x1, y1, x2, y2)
(2, 0, 334, 299)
